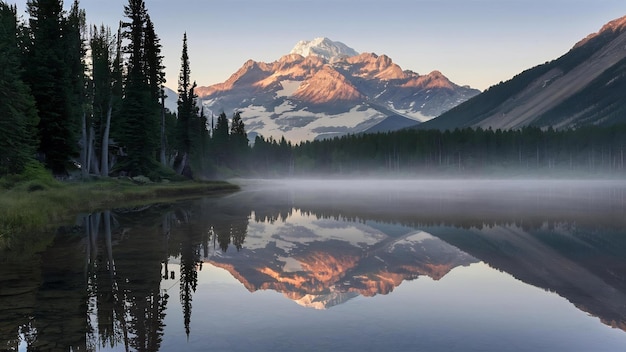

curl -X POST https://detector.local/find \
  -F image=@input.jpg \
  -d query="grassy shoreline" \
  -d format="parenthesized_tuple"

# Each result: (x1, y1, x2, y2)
(0, 177, 239, 251)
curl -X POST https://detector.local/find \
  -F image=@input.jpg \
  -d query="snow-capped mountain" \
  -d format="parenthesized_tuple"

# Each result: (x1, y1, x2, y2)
(196, 38, 480, 142)
(290, 37, 359, 62)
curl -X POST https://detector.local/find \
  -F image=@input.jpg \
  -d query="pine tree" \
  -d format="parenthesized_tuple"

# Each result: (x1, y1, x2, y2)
(64, 1, 90, 177)
(175, 32, 193, 176)
(122, 0, 146, 77)
(188, 84, 212, 176)
(24, 0, 81, 175)
(0, 2, 39, 175)
(174, 32, 212, 177)
(143, 14, 168, 167)
(230, 112, 246, 138)
(117, 0, 160, 176)
(212, 112, 229, 166)
(144, 15, 164, 102)
(229, 111, 248, 168)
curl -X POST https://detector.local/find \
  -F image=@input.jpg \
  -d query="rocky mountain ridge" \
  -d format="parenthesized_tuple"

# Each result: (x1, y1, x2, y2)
(196, 37, 479, 142)
(421, 14, 626, 130)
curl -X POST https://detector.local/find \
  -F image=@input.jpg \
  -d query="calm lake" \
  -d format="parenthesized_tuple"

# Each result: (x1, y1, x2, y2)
(2, 179, 626, 351)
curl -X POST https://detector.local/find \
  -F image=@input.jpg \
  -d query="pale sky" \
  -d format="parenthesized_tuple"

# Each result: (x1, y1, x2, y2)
(10, 0, 626, 91)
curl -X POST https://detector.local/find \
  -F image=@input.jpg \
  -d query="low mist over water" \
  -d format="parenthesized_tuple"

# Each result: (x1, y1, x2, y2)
(233, 178, 626, 224)
(236, 177, 626, 195)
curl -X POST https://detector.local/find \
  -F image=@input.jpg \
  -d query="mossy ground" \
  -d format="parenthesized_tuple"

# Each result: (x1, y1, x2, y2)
(0, 167, 239, 252)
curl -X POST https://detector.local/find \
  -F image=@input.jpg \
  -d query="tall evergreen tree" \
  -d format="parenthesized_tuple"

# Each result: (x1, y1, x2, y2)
(174, 32, 199, 177)
(143, 15, 164, 102)
(118, 0, 160, 176)
(187, 84, 213, 176)
(229, 111, 248, 169)
(230, 112, 246, 139)
(122, 0, 146, 78)
(0, 2, 39, 175)
(66, 0, 87, 165)
(24, 0, 81, 175)
(143, 15, 168, 167)
(212, 112, 229, 166)
(175, 33, 191, 171)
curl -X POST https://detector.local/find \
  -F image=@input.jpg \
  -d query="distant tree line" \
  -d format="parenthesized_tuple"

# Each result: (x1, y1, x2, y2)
(248, 125, 626, 177)
(0, 0, 250, 180)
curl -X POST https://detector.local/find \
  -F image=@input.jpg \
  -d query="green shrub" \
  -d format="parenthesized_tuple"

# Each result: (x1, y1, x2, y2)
(27, 182, 46, 192)
(0, 161, 60, 190)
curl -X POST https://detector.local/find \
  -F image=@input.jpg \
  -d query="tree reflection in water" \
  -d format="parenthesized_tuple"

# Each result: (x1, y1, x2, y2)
(85, 208, 168, 351)
(89, 199, 251, 349)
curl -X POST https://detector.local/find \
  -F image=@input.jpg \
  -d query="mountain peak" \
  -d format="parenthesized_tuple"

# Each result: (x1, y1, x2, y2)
(290, 37, 359, 62)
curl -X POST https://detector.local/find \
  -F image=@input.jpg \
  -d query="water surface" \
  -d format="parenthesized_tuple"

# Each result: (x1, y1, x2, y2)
(2, 179, 626, 351)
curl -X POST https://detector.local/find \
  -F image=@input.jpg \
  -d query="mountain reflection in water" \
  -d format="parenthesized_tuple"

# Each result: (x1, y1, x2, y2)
(209, 209, 476, 309)
(1, 180, 626, 351)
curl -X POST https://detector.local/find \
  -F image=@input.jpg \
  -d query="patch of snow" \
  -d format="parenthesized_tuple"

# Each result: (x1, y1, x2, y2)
(374, 89, 387, 99)
(276, 80, 303, 97)
(274, 100, 296, 114)
(384, 102, 430, 122)
(237, 103, 386, 143)
(396, 109, 430, 122)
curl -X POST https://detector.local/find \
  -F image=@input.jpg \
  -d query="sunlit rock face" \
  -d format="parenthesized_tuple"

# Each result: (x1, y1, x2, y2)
(291, 66, 365, 104)
(206, 209, 476, 309)
(195, 37, 479, 142)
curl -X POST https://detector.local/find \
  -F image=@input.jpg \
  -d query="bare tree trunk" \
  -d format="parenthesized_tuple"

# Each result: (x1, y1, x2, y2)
(88, 125, 100, 175)
(101, 97, 112, 176)
(176, 152, 188, 175)
(90, 146, 100, 175)
(86, 126, 93, 176)
(81, 111, 88, 177)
